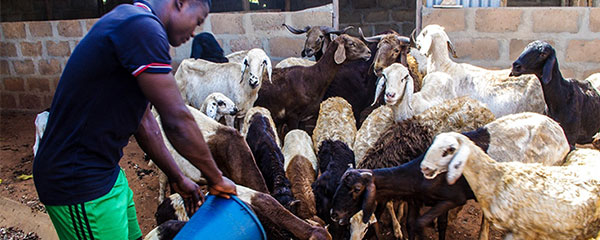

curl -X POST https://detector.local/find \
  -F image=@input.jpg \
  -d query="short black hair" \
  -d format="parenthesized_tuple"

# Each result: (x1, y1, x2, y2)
(190, 0, 211, 8)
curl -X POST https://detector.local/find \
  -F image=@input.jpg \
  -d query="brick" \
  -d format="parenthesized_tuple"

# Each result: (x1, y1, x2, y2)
(422, 9, 466, 32)
(399, 22, 415, 36)
(268, 37, 305, 58)
(475, 9, 522, 33)
(19, 93, 42, 109)
(13, 60, 35, 75)
(291, 11, 332, 28)
(454, 38, 499, 60)
(210, 14, 244, 34)
(1, 22, 26, 39)
(1, 93, 17, 109)
(340, 10, 362, 24)
(26, 77, 50, 92)
(509, 39, 556, 61)
(0, 42, 17, 57)
(0, 61, 9, 75)
(85, 19, 99, 32)
(230, 37, 263, 52)
(533, 9, 579, 33)
(57, 20, 83, 37)
(379, 0, 408, 8)
(46, 41, 71, 56)
(251, 13, 285, 32)
(590, 8, 600, 33)
(363, 10, 389, 23)
(38, 59, 62, 75)
(375, 24, 400, 35)
(353, 0, 376, 9)
(20, 41, 43, 56)
(28, 22, 52, 37)
(566, 40, 600, 63)
(391, 10, 416, 23)
(193, 25, 204, 35)
(3, 77, 25, 91)
(43, 95, 54, 107)
(560, 67, 576, 79)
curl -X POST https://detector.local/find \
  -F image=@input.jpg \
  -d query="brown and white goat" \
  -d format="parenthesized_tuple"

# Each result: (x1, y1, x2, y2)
(254, 34, 371, 137)
(282, 24, 353, 61)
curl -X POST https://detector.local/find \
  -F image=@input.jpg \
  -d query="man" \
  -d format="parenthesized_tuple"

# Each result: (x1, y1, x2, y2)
(32, 0, 237, 239)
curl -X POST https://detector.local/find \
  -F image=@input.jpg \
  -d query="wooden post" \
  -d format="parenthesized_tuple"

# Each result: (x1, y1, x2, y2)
(285, 0, 290, 11)
(333, 0, 339, 29)
(242, 0, 250, 11)
(416, 0, 422, 35)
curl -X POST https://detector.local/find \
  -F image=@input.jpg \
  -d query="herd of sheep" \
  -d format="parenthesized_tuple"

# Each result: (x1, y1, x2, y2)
(34, 22, 600, 240)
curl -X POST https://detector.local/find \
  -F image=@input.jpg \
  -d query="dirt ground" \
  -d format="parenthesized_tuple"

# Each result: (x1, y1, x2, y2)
(0, 111, 506, 239)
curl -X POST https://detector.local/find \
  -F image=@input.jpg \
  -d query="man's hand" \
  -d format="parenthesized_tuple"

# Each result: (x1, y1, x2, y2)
(170, 177, 204, 216)
(208, 176, 237, 199)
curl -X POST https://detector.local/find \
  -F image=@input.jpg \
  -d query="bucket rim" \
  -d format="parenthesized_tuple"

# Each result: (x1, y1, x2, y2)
(227, 195, 268, 240)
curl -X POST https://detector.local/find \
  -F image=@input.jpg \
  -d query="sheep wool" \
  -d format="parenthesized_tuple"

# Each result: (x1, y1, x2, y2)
(312, 97, 357, 151)
(353, 105, 395, 166)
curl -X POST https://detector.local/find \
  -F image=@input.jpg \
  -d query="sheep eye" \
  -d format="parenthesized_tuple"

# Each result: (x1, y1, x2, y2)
(394, 49, 400, 53)
(442, 146, 456, 157)
(212, 102, 217, 106)
(349, 42, 355, 46)
(262, 60, 267, 66)
(244, 59, 249, 65)
(217, 101, 225, 106)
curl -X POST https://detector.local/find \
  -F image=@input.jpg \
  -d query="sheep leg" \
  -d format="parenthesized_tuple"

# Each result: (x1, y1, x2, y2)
(386, 201, 404, 239)
(406, 200, 421, 240)
(478, 217, 490, 240)
(416, 201, 457, 240)
(437, 209, 448, 240)
(158, 171, 168, 204)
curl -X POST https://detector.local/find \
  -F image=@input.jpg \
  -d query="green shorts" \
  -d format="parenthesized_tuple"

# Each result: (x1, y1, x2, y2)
(45, 169, 142, 240)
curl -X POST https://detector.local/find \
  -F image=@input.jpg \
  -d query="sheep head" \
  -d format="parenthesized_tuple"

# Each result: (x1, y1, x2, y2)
(241, 48, 272, 89)
(421, 132, 471, 185)
(510, 40, 557, 85)
(330, 169, 376, 226)
(283, 24, 353, 58)
(333, 34, 372, 65)
(375, 63, 413, 110)
(203, 92, 238, 120)
(371, 32, 411, 77)
(415, 24, 457, 59)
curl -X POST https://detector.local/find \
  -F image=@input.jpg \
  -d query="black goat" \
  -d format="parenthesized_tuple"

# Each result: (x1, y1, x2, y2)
(245, 113, 299, 214)
(510, 40, 600, 146)
(190, 32, 228, 63)
(312, 139, 355, 240)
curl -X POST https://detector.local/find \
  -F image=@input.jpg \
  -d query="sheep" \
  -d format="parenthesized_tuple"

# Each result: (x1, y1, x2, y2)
(312, 97, 357, 151)
(254, 34, 371, 137)
(33, 110, 49, 157)
(353, 106, 395, 166)
(244, 107, 298, 214)
(586, 72, 600, 92)
(275, 57, 316, 68)
(421, 132, 600, 239)
(154, 105, 268, 203)
(190, 32, 228, 63)
(511, 40, 600, 146)
(153, 186, 333, 240)
(199, 92, 238, 127)
(225, 50, 248, 64)
(282, 24, 353, 61)
(374, 63, 458, 122)
(143, 220, 186, 240)
(416, 24, 546, 118)
(335, 112, 570, 238)
(282, 129, 317, 174)
(174, 48, 272, 127)
(367, 31, 422, 91)
(241, 106, 281, 147)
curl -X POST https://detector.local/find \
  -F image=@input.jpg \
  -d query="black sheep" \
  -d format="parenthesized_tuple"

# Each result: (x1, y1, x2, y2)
(510, 40, 600, 146)
(190, 32, 228, 63)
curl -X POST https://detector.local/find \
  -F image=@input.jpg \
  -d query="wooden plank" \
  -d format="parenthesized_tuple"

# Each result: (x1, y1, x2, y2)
(285, 0, 290, 11)
(333, 0, 339, 29)
(242, 0, 250, 11)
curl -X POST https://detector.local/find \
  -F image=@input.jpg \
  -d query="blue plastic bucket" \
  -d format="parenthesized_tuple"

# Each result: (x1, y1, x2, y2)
(174, 195, 267, 240)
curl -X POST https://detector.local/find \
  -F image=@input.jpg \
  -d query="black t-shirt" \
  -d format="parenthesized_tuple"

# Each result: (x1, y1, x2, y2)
(33, 1, 172, 205)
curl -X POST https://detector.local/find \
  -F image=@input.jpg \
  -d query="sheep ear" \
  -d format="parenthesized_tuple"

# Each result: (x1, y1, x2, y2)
(405, 75, 414, 110)
(447, 143, 470, 185)
(206, 103, 218, 119)
(541, 52, 556, 85)
(419, 34, 432, 56)
(361, 180, 377, 224)
(240, 57, 249, 83)
(334, 41, 346, 64)
(372, 76, 386, 106)
(447, 40, 457, 58)
(266, 59, 273, 83)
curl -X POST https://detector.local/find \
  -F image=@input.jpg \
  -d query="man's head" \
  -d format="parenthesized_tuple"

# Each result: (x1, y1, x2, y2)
(155, 0, 211, 47)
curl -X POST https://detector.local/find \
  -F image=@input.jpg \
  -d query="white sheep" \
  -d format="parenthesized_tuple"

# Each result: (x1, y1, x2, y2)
(586, 72, 600, 93)
(33, 110, 49, 157)
(275, 57, 316, 68)
(174, 48, 272, 127)
(415, 24, 546, 118)
(374, 63, 458, 122)
(282, 129, 317, 174)
(312, 97, 357, 152)
(421, 132, 600, 240)
(353, 105, 394, 166)
(225, 50, 248, 64)
(199, 92, 238, 127)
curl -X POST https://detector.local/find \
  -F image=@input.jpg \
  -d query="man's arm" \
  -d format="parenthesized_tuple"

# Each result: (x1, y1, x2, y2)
(136, 72, 236, 197)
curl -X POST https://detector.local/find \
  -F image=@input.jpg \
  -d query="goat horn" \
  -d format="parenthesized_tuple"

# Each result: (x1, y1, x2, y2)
(359, 28, 380, 43)
(409, 29, 417, 47)
(395, 35, 411, 45)
(282, 23, 309, 34)
(320, 26, 352, 35)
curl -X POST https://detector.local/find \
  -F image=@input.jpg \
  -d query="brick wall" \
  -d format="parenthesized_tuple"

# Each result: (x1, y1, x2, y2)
(0, 5, 332, 112)
(339, 0, 417, 36)
(422, 7, 600, 80)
